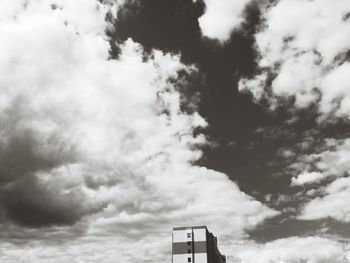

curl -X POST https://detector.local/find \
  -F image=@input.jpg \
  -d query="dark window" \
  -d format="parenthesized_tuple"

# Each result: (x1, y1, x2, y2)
(188, 249, 191, 253)
(188, 257, 191, 262)
(187, 241, 191, 246)
(187, 233, 191, 238)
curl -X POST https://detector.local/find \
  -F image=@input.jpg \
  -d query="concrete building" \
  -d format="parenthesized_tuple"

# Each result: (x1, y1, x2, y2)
(172, 226, 226, 263)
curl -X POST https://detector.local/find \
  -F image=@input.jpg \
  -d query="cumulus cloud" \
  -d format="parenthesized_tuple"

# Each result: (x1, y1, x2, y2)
(230, 236, 350, 263)
(239, 0, 350, 117)
(196, 0, 271, 42)
(197, 0, 252, 42)
(236, 0, 350, 226)
(284, 137, 350, 222)
(0, 0, 277, 261)
(3, 234, 350, 263)
(291, 138, 350, 181)
(299, 177, 350, 222)
(291, 171, 326, 186)
(295, 138, 350, 222)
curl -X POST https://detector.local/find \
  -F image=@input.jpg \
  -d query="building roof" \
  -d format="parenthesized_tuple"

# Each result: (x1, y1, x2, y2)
(173, 225, 207, 231)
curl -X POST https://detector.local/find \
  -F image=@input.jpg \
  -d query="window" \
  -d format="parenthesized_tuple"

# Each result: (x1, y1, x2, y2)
(187, 233, 191, 238)
(188, 257, 191, 262)
(188, 249, 191, 253)
(187, 241, 191, 246)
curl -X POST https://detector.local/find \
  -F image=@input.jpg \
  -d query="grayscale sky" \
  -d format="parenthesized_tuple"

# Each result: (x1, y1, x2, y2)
(1, 0, 350, 262)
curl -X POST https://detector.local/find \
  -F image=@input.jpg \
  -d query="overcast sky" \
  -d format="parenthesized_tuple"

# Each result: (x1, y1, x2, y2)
(1, 0, 350, 262)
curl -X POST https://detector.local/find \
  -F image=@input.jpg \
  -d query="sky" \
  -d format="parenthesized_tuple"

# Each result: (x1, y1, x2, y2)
(1, 0, 350, 262)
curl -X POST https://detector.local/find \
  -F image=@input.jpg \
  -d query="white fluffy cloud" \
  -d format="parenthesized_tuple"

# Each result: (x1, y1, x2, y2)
(197, 0, 252, 42)
(300, 176, 350, 222)
(239, 0, 350, 117)
(230, 237, 350, 263)
(237, 0, 350, 224)
(4, 235, 349, 263)
(287, 138, 350, 222)
(294, 138, 350, 222)
(0, 0, 277, 261)
(291, 171, 326, 186)
(291, 138, 350, 182)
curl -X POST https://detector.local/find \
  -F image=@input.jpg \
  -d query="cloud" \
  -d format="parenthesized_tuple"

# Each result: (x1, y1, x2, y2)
(230, 236, 350, 263)
(197, 0, 252, 42)
(283, 138, 350, 222)
(291, 171, 326, 186)
(196, 0, 271, 42)
(239, 0, 350, 118)
(299, 177, 350, 222)
(236, 0, 350, 226)
(2, 235, 350, 263)
(0, 0, 277, 261)
(291, 138, 350, 181)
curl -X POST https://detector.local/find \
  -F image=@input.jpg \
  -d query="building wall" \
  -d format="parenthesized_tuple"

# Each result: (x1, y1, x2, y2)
(172, 226, 207, 263)
(205, 231, 226, 263)
(195, 253, 208, 263)
(172, 228, 207, 243)
(172, 226, 225, 263)
(173, 253, 207, 263)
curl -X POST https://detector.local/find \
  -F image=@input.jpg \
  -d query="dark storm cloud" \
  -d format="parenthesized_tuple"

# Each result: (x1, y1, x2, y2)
(0, 109, 82, 227)
(2, 176, 88, 227)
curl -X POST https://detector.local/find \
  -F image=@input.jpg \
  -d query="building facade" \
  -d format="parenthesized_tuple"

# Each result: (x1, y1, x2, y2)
(172, 226, 226, 263)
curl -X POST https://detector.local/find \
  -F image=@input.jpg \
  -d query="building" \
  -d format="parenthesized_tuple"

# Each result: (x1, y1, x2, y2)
(172, 226, 226, 263)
